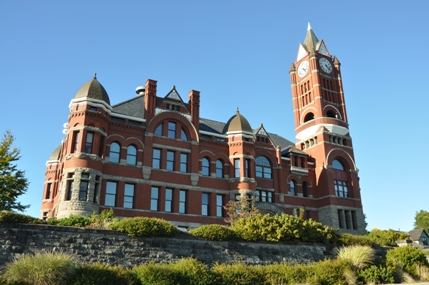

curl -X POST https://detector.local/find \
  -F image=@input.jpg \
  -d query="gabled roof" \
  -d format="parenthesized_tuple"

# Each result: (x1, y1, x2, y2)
(112, 95, 145, 119)
(409, 229, 429, 241)
(303, 23, 319, 53)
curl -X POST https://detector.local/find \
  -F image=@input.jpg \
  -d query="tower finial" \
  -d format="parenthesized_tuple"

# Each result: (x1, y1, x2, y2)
(94, 72, 97, 79)
(307, 22, 312, 31)
(236, 107, 239, 113)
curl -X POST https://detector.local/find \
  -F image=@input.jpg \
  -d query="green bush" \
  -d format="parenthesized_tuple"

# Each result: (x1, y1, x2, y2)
(46, 214, 92, 227)
(0, 211, 43, 224)
(339, 233, 377, 247)
(386, 245, 429, 276)
(366, 228, 409, 246)
(88, 209, 119, 229)
(2, 251, 75, 285)
(211, 262, 266, 285)
(109, 217, 179, 237)
(358, 265, 395, 284)
(229, 213, 338, 243)
(67, 263, 139, 285)
(336, 245, 375, 269)
(132, 258, 212, 285)
(189, 224, 238, 241)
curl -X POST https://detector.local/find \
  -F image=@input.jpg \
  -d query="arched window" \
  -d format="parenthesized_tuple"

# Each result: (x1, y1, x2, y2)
(332, 159, 345, 170)
(290, 180, 296, 196)
(109, 142, 120, 163)
(154, 123, 163, 136)
(327, 110, 335, 118)
(255, 156, 272, 179)
(216, 159, 223, 178)
(181, 128, 188, 141)
(202, 157, 210, 176)
(302, 182, 308, 197)
(304, 112, 314, 122)
(126, 145, 137, 165)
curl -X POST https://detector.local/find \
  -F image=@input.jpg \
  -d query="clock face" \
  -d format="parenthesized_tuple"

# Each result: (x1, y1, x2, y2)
(319, 57, 332, 74)
(297, 60, 309, 77)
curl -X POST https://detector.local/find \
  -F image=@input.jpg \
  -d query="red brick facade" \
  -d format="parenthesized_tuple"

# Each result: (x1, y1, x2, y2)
(41, 25, 365, 234)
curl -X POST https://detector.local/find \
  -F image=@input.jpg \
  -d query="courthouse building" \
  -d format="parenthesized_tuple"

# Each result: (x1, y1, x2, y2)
(41, 25, 366, 234)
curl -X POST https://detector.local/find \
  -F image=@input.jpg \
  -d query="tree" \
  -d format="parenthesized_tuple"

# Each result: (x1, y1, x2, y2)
(0, 131, 29, 211)
(224, 194, 259, 225)
(414, 210, 429, 231)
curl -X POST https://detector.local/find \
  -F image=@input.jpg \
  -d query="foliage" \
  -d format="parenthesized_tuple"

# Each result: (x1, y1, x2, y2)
(339, 233, 377, 247)
(189, 224, 238, 241)
(357, 265, 395, 284)
(66, 263, 139, 285)
(46, 214, 92, 227)
(366, 228, 409, 247)
(223, 194, 259, 225)
(414, 210, 429, 231)
(386, 245, 429, 277)
(229, 213, 338, 243)
(211, 262, 266, 285)
(0, 211, 43, 224)
(109, 216, 179, 237)
(2, 251, 75, 285)
(88, 208, 119, 229)
(0, 131, 29, 212)
(336, 245, 375, 270)
(132, 258, 212, 285)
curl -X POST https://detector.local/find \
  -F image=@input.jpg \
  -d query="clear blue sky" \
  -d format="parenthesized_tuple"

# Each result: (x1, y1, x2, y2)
(1, 1, 428, 232)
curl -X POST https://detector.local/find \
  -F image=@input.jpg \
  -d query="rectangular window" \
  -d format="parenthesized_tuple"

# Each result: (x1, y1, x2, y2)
(165, 188, 173, 212)
(180, 153, 188, 173)
(261, 191, 267, 202)
(345, 210, 351, 229)
(179, 190, 186, 214)
(268, 191, 273, 203)
(168, 122, 176, 138)
(45, 183, 52, 199)
(66, 180, 74, 201)
(234, 159, 240, 178)
(305, 210, 311, 220)
(151, 187, 159, 211)
(202, 193, 209, 216)
(93, 175, 100, 203)
(105, 181, 117, 207)
(216, 195, 223, 217)
(256, 190, 260, 201)
(338, 209, 344, 228)
(152, 149, 161, 169)
(245, 159, 250, 177)
(124, 184, 135, 209)
(351, 211, 357, 230)
(166, 151, 175, 171)
(78, 173, 90, 201)
(85, 132, 94, 154)
(335, 180, 349, 197)
(98, 136, 105, 157)
(73, 131, 80, 153)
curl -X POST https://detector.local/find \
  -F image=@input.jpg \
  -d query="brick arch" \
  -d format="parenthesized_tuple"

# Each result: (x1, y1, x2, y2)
(326, 148, 356, 171)
(255, 149, 278, 167)
(106, 134, 126, 145)
(124, 137, 144, 150)
(147, 112, 198, 142)
(300, 107, 317, 124)
(323, 104, 343, 119)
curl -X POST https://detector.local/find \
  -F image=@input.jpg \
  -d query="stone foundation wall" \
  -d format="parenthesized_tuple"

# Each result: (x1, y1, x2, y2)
(0, 223, 335, 271)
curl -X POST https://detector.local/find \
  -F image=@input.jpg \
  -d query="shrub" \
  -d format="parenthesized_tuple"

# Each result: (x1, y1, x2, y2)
(339, 233, 377, 247)
(109, 217, 179, 237)
(132, 258, 212, 285)
(366, 228, 408, 247)
(189, 224, 238, 241)
(88, 209, 119, 229)
(386, 245, 429, 277)
(0, 211, 43, 224)
(229, 213, 339, 243)
(211, 262, 266, 285)
(2, 251, 75, 285)
(336, 245, 375, 269)
(358, 265, 395, 284)
(46, 214, 92, 227)
(67, 263, 139, 285)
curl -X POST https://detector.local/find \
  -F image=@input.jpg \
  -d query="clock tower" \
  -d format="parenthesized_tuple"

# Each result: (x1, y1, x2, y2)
(289, 24, 365, 234)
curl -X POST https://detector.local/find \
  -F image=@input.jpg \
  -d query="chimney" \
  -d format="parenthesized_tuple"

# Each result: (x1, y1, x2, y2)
(144, 79, 157, 122)
(188, 89, 200, 131)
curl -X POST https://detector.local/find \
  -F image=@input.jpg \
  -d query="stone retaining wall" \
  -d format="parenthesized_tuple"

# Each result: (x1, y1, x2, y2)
(0, 223, 335, 270)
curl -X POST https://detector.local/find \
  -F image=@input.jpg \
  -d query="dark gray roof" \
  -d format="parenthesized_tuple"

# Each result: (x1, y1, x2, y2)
(75, 76, 110, 105)
(269, 133, 295, 150)
(409, 229, 428, 241)
(199, 117, 226, 134)
(112, 95, 145, 119)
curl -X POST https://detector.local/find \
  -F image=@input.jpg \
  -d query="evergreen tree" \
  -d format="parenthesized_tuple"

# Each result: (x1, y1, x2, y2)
(0, 131, 29, 211)
(414, 210, 429, 231)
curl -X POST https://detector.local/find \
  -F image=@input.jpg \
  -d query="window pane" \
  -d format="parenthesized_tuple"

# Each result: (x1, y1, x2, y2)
(79, 181, 88, 201)
(332, 159, 345, 170)
(202, 158, 209, 176)
(216, 160, 223, 178)
(216, 195, 223, 217)
(126, 145, 137, 165)
(85, 132, 94, 153)
(105, 182, 117, 207)
(154, 123, 163, 136)
(109, 142, 120, 163)
(181, 129, 188, 141)
(180, 153, 188, 173)
(151, 187, 159, 211)
(168, 122, 176, 138)
(165, 189, 173, 212)
(152, 149, 161, 169)
(124, 184, 134, 209)
(179, 190, 186, 214)
(202, 193, 209, 216)
(234, 159, 240, 178)
(167, 151, 175, 171)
